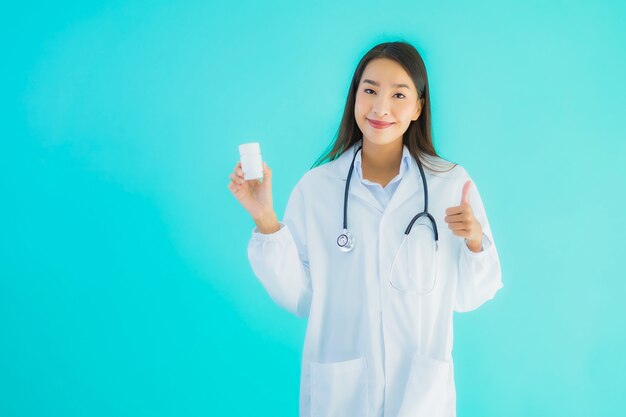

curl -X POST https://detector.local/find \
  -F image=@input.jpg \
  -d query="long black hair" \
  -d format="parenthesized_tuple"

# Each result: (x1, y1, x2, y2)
(311, 41, 456, 173)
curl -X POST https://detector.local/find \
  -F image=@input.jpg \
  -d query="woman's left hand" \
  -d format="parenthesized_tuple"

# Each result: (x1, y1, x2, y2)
(444, 180, 483, 253)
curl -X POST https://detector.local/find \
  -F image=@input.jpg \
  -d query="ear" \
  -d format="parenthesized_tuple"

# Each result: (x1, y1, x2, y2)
(412, 98, 425, 121)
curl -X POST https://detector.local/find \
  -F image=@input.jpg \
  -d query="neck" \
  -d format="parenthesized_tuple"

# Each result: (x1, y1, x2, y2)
(361, 138, 404, 178)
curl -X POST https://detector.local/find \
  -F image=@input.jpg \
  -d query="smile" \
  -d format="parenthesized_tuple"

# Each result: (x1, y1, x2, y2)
(367, 119, 394, 129)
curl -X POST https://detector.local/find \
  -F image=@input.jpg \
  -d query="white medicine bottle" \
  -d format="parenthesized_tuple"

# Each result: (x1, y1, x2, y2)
(238, 142, 263, 180)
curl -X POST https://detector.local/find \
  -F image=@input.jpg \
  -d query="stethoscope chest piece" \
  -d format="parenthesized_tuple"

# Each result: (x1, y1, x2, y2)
(337, 229, 355, 252)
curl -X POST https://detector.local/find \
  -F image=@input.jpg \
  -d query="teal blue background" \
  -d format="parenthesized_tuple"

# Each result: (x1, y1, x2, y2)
(2, 0, 625, 415)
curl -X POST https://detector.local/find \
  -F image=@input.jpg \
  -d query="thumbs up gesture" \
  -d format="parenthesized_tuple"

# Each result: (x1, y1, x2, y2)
(444, 180, 483, 252)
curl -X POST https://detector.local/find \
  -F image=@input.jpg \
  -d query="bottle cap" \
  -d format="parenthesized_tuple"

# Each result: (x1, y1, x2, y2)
(239, 142, 260, 155)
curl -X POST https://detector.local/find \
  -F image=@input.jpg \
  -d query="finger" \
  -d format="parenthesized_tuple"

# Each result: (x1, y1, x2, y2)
(445, 205, 464, 215)
(461, 180, 472, 205)
(444, 213, 469, 223)
(230, 173, 244, 185)
(262, 161, 272, 181)
(228, 180, 239, 191)
(447, 222, 468, 231)
(235, 167, 244, 178)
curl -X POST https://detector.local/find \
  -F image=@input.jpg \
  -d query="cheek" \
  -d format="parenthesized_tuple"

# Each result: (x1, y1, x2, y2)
(397, 105, 415, 118)
(354, 96, 366, 115)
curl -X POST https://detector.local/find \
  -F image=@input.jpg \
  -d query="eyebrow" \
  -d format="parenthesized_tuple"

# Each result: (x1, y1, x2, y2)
(362, 79, 410, 89)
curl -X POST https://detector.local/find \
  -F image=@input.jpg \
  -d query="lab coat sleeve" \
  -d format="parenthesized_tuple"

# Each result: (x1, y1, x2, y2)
(454, 176, 503, 313)
(247, 182, 313, 319)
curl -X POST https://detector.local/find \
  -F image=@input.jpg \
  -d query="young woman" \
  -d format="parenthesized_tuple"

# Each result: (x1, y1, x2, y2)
(228, 41, 503, 417)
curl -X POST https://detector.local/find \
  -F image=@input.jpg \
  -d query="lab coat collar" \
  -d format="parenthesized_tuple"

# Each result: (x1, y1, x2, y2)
(326, 141, 422, 216)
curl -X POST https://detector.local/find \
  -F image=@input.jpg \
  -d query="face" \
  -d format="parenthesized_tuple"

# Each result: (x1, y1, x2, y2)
(354, 58, 424, 147)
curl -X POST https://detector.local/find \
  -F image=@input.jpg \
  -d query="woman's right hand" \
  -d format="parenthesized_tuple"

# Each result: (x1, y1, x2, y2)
(227, 161, 275, 223)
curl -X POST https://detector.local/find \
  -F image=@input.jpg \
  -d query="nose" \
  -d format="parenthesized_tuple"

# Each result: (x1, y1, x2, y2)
(372, 94, 391, 117)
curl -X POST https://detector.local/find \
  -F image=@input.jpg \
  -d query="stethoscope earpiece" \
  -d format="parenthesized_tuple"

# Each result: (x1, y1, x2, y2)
(337, 230, 355, 252)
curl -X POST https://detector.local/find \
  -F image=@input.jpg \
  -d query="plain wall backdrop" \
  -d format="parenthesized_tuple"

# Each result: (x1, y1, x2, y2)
(1, 0, 625, 416)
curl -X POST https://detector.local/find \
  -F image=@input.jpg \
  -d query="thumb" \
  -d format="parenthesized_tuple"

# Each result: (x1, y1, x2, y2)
(461, 179, 472, 205)
(262, 161, 272, 183)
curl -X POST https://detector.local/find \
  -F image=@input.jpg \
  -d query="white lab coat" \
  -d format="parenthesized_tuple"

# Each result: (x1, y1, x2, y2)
(247, 142, 503, 417)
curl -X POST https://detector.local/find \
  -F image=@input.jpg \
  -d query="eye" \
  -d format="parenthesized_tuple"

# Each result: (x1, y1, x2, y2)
(363, 89, 406, 99)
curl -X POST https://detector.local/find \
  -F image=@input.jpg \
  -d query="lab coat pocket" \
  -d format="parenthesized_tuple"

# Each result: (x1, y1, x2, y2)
(397, 352, 452, 417)
(310, 356, 369, 417)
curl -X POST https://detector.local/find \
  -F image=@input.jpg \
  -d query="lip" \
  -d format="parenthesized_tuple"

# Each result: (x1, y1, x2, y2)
(367, 118, 394, 129)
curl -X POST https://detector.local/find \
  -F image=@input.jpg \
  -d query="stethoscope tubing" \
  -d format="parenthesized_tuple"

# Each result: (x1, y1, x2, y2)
(340, 142, 439, 243)
(337, 142, 440, 295)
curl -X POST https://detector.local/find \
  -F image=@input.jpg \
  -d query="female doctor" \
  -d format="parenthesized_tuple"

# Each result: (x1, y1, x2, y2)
(228, 41, 503, 417)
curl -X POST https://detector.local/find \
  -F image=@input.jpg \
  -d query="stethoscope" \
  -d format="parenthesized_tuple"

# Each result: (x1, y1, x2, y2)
(336, 142, 440, 295)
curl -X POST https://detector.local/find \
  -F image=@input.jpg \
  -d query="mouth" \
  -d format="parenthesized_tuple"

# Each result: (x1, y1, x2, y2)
(367, 118, 394, 129)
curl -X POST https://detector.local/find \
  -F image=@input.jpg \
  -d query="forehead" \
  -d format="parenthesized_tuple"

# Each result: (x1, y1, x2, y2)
(360, 58, 412, 87)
